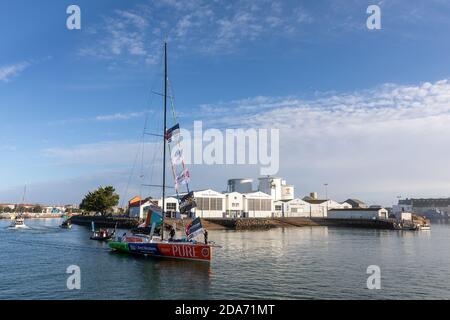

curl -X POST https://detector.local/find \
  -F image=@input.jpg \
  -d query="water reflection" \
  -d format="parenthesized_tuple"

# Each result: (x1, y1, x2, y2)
(0, 219, 449, 299)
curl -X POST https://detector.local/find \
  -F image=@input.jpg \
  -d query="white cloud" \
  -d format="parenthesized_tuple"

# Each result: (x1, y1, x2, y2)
(0, 62, 30, 82)
(36, 79, 450, 205)
(79, 0, 313, 62)
(50, 111, 147, 125)
(42, 140, 155, 166)
(197, 79, 450, 204)
(95, 112, 145, 121)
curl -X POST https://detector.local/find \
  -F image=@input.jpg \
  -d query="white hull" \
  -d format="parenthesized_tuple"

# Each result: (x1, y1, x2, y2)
(9, 217, 28, 229)
(10, 224, 29, 229)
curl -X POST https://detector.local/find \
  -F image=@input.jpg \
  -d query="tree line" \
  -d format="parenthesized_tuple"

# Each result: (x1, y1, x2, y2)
(1, 186, 121, 216)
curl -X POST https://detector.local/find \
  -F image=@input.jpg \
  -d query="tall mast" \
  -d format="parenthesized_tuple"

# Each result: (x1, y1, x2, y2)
(161, 42, 168, 240)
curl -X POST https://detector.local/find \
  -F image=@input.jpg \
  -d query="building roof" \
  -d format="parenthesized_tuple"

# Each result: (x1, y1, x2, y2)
(243, 191, 272, 198)
(128, 197, 154, 208)
(345, 199, 367, 206)
(303, 198, 327, 204)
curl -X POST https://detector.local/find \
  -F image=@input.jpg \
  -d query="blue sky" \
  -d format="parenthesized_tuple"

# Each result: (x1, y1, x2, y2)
(1, 0, 450, 206)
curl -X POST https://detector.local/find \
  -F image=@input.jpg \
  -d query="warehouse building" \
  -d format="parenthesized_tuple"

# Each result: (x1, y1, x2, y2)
(328, 208, 389, 220)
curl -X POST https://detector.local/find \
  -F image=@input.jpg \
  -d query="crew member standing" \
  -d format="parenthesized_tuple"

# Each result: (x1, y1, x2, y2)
(169, 226, 176, 241)
(203, 229, 208, 244)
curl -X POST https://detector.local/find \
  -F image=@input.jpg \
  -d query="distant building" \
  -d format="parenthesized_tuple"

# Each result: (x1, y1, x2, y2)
(0, 204, 15, 210)
(128, 196, 156, 219)
(395, 212, 412, 221)
(128, 196, 179, 219)
(301, 192, 351, 217)
(344, 199, 368, 209)
(274, 198, 311, 217)
(227, 178, 253, 194)
(392, 203, 413, 214)
(328, 208, 388, 220)
(157, 197, 179, 218)
(191, 189, 226, 218)
(257, 176, 294, 201)
(225, 192, 244, 218)
(242, 191, 273, 218)
(398, 198, 450, 218)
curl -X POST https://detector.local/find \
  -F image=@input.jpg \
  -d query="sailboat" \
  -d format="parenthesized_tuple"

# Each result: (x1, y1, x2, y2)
(109, 42, 213, 262)
(10, 185, 28, 229)
(90, 221, 117, 241)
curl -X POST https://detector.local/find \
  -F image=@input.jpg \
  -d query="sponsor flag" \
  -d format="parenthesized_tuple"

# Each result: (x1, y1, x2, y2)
(165, 123, 180, 142)
(171, 148, 184, 166)
(139, 205, 163, 228)
(185, 217, 203, 240)
(175, 169, 190, 189)
(179, 191, 197, 215)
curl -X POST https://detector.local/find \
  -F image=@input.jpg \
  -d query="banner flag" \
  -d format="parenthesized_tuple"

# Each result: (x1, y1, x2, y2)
(165, 123, 180, 142)
(185, 217, 203, 239)
(175, 169, 190, 189)
(179, 191, 197, 215)
(139, 205, 163, 228)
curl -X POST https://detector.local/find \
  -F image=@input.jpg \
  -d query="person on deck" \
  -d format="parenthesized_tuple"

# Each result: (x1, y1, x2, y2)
(204, 229, 208, 244)
(169, 226, 176, 241)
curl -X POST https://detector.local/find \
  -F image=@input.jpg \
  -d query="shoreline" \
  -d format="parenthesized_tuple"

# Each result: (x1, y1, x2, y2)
(67, 215, 422, 231)
(0, 213, 63, 220)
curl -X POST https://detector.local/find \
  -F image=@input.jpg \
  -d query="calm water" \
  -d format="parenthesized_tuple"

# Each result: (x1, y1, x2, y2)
(0, 218, 449, 299)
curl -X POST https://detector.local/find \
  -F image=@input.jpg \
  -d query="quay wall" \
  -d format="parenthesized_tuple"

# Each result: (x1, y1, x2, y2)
(70, 215, 397, 230)
(70, 215, 140, 228)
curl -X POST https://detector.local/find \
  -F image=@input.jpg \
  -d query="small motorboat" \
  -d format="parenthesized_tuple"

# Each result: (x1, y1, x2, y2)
(10, 215, 28, 229)
(419, 224, 431, 231)
(90, 221, 117, 241)
(60, 219, 72, 229)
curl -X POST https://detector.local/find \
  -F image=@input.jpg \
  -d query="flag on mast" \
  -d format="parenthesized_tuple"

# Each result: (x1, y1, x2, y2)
(185, 217, 203, 240)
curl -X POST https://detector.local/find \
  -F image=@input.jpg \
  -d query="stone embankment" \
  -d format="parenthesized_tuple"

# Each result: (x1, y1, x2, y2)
(69, 215, 406, 231)
(70, 215, 140, 228)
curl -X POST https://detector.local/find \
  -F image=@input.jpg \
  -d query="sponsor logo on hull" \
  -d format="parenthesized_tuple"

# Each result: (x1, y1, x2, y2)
(128, 242, 211, 261)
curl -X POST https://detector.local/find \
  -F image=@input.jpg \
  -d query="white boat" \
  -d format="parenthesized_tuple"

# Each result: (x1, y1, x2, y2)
(9, 184, 29, 229)
(419, 224, 431, 231)
(10, 215, 28, 229)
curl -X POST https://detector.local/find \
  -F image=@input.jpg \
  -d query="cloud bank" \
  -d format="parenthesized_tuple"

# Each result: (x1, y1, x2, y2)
(23, 79, 450, 205)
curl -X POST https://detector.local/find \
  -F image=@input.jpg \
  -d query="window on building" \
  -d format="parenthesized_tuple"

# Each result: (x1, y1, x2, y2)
(166, 203, 176, 211)
(261, 199, 271, 211)
(275, 205, 282, 211)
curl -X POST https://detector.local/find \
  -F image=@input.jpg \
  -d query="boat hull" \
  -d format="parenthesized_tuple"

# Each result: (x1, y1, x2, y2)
(109, 241, 212, 262)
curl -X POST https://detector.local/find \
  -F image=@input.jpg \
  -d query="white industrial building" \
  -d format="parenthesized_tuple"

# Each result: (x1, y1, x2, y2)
(242, 191, 273, 218)
(392, 204, 413, 215)
(301, 192, 352, 217)
(257, 177, 295, 201)
(274, 198, 311, 217)
(225, 192, 244, 218)
(127, 176, 375, 220)
(192, 189, 226, 218)
(129, 197, 179, 219)
(395, 211, 412, 221)
(227, 178, 254, 193)
(327, 208, 389, 220)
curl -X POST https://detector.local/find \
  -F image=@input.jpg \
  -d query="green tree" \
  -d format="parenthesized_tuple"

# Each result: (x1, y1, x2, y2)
(32, 205, 43, 213)
(79, 186, 119, 216)
(3, 207, 13, 213)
